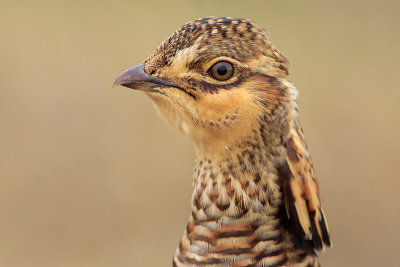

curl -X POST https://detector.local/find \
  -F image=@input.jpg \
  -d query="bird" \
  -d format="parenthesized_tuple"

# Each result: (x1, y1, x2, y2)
(114, 17, 331, 267)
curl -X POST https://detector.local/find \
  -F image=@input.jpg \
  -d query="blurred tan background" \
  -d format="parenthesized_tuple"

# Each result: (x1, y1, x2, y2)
(1, 0, 399, 266)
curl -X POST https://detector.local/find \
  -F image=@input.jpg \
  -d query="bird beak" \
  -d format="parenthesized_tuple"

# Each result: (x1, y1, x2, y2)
(113, 64, 181, 92)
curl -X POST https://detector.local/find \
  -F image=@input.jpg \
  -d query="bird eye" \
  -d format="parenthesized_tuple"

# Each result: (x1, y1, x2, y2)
(209, 61, 234, 81)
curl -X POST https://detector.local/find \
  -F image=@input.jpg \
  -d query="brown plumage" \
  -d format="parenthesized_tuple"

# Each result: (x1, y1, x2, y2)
(114, 17, 331, 266)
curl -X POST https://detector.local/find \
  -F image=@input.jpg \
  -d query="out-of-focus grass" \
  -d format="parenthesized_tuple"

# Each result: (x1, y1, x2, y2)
(1, 1, 399, 266)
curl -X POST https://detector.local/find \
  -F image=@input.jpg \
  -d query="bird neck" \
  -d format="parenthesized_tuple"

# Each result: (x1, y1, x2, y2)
(173, 127, 290, 266)
(191, 142, 284, 222)
(189, 108, 293, 220)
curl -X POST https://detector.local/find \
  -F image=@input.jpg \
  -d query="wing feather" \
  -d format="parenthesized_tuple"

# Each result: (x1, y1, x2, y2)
(278, 125, 331, 252)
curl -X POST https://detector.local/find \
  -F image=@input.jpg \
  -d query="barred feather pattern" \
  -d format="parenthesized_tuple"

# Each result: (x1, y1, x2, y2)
(172, 118, 329, 266)
(173, 161, 286, 266)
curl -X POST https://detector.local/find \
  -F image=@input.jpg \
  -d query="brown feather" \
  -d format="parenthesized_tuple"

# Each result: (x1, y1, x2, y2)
(280, 125, 331, 252)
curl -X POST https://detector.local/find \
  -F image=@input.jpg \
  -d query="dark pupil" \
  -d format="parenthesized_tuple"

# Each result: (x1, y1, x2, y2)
(216, 64, 227, 76)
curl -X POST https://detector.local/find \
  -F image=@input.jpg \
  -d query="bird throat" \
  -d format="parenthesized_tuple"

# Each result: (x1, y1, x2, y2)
(173, 124, 291, 266)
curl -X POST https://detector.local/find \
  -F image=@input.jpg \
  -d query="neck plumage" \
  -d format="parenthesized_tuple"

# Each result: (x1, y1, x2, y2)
(173, 121, 291, 266)
(172, 83, 322, 266)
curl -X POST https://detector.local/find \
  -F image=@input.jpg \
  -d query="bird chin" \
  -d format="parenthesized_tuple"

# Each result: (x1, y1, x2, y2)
(146, 92, 194, 132)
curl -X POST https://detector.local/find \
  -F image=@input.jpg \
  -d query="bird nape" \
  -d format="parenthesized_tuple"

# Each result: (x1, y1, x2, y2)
(114, 17, 331, 267)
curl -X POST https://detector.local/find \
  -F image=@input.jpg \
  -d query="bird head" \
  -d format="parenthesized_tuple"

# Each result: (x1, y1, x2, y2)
(114, 17, 297, 156)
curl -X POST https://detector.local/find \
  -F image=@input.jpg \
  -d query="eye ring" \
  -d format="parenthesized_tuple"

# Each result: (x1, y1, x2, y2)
(208, 61, 234, 81)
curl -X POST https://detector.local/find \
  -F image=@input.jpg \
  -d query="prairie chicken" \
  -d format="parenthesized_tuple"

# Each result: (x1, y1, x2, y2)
(114, 17, 331, 267)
